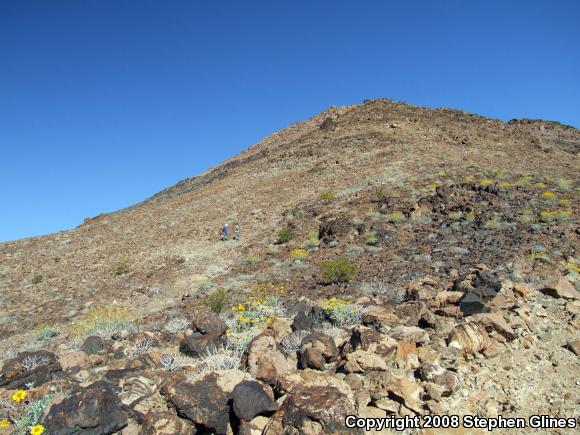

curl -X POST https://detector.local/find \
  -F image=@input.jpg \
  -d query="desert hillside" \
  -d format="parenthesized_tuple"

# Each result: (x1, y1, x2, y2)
(0, 99, 579, 434)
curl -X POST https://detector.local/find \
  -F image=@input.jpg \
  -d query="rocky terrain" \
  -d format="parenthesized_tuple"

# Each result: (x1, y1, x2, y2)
(0, 99, 578, 434)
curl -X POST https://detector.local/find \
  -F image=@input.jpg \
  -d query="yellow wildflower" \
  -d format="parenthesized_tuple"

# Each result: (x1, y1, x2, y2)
(30, 425, 45, 435)
(12, 390, 27, 403)
(0, 419, 10, 428)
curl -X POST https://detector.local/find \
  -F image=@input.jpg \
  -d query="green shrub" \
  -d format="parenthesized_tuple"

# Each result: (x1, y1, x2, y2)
(386, 211, 406, 223)
(365, 231, 378, 245)
(322, 297, 361, 327)
(204, 287, 229, 314)
(31, 274, 43, 285)
(113, 257, 130, 275)
(303, 230, 320, 249)
(35, 325, 57, 341)
(319, 191, 336, 203)
(321, 258, 358, 284)
(276, 227, 294, 244)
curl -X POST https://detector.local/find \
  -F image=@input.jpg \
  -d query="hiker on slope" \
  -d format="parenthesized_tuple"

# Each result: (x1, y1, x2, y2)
(222, 223, 229, 241)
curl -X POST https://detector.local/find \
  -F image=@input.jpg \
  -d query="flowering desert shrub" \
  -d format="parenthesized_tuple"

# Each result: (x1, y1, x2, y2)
(223, 283, 285, 334)
(0, 389, 50, 434)
(322, 297, 361, 327)
(289, 249, 308, 261)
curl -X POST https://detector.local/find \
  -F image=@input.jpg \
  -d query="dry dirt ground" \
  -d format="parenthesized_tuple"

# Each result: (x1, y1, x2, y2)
(0, 99, 578, 434)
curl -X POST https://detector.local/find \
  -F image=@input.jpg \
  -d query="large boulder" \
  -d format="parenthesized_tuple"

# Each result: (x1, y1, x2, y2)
(192, 310, 228, 335)
(241, 334, 289, 385)
(179, 332, 224, 358)
(44, 386, 128, 434)
(301, 331, 339, 362)
(232, 380, 277, 421)
(81, 336, 104, 355)
(0, 350, 62, 389)
(418, 363, 461, 395)
(344, 350, 388, 373)
(539, 277, 579, 300)
(264, 386, 357, 435)
(160, 372, 231, 434)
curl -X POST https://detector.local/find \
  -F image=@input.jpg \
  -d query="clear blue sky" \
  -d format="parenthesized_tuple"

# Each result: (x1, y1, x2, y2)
(1, 1, 579, 242)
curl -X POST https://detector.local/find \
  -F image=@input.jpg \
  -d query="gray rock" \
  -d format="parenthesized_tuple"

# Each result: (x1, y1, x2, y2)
(232, 381, 277, 421)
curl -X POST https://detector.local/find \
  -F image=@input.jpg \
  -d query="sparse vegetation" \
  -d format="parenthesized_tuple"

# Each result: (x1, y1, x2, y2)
(164, 317, 189, 334)
(289, 248, 308, 261)
(319, 191, 336, 203)
(386, 210, 406, 223)
(34, 325, 57, 341)
(302, 230, 320, 249)
(556, 178, 571, 190)
(112, 257, 130, 275)
(276, 227, 294, 244)
(360, 279, 406, 303)
(31, 274, 43, 285)
(281, 330, 310, 353)
(69, 305, 137, 341)
(204, 287, 229, 314)
(540, 191, 556, 200)
(322, 297, 361, 327)
(223, 283, 285, 334)
(479, 178, 493, 186)
(448, 211, 463, 221)
(321, 258, 358, 284)
(364, 231, 379, 245)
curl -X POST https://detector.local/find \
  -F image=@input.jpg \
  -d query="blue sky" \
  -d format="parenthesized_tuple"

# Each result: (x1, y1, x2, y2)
(1, 1, 579, 242)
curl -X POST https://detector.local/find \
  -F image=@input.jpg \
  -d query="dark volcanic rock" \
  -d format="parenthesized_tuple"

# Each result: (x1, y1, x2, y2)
(179, 332, 223, 357)
(0, 350, 61, 389)
(44, 387, 128, 434)
(265, 386, 356, 434)
(160, 373, 231, 434)
(232, 380, 277, 421)
(458, 291, 486, 316)
(192, 310, 227, 335)
(81, 336, 104, 355)
(291, 310, 316, 331)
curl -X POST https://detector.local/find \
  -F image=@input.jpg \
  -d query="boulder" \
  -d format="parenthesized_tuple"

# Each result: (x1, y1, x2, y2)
(160, 372, 231, 434)
(44, 386, 128, 434)
(301, 331, 339, 362)
(192, 310, 227, 335)
(539, 277, 579, 300)
(0, 350, 62, 389)
(471, 312, 515, 341)
(448, 323, 490, 354)
(360, 305, 398, 327)
(179, 333, 224, 358)
(299, 347, 326, 370)
(232, 380, 277, 421)
(344, 350, 387, 373)
(241, 334, 289, 385)
(81, 336, 104, 355)
(458, 292, 485, 316)
(264, 386, 356, 435)
(277, 369, 353, 399)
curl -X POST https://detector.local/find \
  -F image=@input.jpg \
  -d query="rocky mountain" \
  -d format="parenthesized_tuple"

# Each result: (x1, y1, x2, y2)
(0, 99, 578, 434)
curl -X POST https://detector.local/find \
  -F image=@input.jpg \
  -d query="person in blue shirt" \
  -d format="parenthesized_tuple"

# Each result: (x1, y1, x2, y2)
(222, 223, 229, 241)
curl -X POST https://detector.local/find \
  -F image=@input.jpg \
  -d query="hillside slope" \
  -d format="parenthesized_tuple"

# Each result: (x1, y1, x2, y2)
(0, 99, 578, 434)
